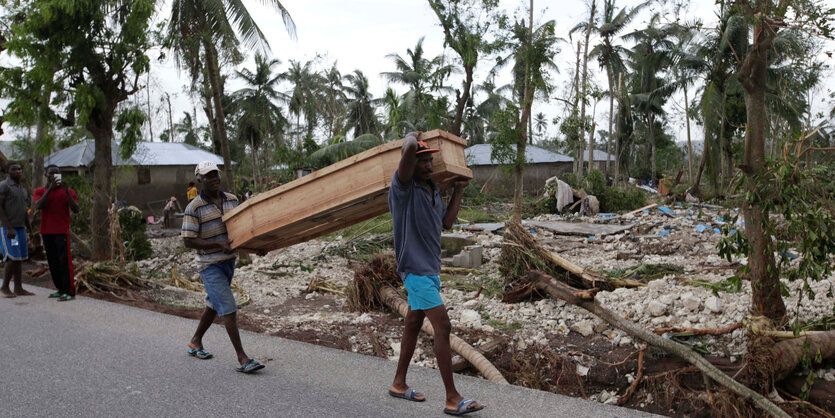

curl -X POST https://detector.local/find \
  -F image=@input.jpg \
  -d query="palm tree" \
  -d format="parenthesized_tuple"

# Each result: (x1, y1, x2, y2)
(320, 63, 347, 141)
(623, 14, 675, 182)
(381, 87, 405, 140)
(343, 70, 379, 137)
(382, 37, 455, 125)
(281, 59, 323, 140)
(533, 112, 548, 141)
(589, 0, 645, 176)
(234, 54, 287, 187)
(174, 111, 200, 146)
(166, 0, 296, 189)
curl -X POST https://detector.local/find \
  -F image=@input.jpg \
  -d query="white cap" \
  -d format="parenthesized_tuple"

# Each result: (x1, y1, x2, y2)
(194, 161, 220, 176)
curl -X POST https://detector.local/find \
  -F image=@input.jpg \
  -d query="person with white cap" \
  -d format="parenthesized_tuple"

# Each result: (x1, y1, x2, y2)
(181, 161, 265, 373)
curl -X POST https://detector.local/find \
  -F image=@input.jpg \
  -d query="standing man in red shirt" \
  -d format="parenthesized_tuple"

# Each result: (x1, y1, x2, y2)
(33, 165, 79, 302)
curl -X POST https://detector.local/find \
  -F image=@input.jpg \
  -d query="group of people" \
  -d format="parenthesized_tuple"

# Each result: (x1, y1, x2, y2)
(181, 132, 483, 415)
(0, 163, 78, 302)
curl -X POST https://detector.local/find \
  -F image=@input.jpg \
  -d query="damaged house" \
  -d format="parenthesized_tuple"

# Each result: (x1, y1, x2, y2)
(45, 141, 228, 210)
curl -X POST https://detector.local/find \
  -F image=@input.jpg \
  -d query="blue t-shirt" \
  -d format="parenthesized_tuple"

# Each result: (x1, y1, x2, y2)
(389, 172, 447, 278)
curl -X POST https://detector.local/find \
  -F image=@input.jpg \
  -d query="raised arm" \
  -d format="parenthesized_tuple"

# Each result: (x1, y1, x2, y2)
(396, 132, 421, 186)
(442, 179, 469, 230)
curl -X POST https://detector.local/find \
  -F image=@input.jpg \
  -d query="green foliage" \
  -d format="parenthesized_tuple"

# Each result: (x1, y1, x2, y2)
(118, 209, 152, 261)
(456, 207, 499, 223)
(687, 276, 744, 296)
(63, 174, 93, 236)
(718, 145, 835, 308)
(605, 263, 684, 282)
(582, 169, 647, 212)
(115, 106, 148, 160)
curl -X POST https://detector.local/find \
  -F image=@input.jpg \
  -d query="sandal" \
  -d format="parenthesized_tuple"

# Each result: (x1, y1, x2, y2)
(236, 359, 265, 374)
(443, 399, 484, 416)
(388, 387, 425, 402)
(188, 347, 214, 360)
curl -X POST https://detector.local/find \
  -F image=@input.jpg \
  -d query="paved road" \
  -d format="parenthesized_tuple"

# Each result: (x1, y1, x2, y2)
(0, 286, 655, 417)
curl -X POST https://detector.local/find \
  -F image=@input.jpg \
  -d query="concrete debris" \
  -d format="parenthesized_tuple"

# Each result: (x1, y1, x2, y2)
(571, 320, 595, 337)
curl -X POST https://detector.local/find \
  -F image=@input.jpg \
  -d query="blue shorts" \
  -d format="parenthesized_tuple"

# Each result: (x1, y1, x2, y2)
(0, 227, 28, 261)
(403, 274, 444, 311)
(199, 258, 237, 316)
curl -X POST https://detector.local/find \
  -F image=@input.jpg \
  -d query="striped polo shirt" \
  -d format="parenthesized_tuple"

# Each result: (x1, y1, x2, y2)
(181, 191, 239, 266)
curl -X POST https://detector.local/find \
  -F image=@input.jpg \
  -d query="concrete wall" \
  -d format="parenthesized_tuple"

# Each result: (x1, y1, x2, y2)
(111, 165, 195, 212)
(471, 162, 573, 197)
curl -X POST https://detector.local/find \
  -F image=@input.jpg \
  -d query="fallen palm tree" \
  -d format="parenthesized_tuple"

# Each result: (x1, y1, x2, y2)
(75, 262, 154, 294)
(522, 270, 790, 418)
(348, 254, 508, 384)
(499, 221, 643, 291)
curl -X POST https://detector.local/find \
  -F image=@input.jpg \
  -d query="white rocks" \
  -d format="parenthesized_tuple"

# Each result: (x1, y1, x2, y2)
(648, 300, 668, 317)
(355, 313, 373, 324)
(705, 296, 723, 313)
(823, 370, 835, 382)
(304, 292, 315, 300)
(576, 365, 590, 377)
(459, 309, 482, 328)
(681, 293, 701, 311)
(571, 320, 595, 337)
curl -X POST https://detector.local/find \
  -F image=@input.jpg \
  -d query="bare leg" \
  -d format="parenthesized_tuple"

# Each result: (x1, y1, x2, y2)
(221, 311, 251, 365)
(12, 261, 32, 295)
(424, 305, 482, 412)
(1, 261, 14, 297)
(190, 306, 217, 349)
(390, 308, 427, 400)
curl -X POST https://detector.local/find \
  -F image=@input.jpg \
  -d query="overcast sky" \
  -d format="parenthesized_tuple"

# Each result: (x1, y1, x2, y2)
(6, 0, 835, 148)
(144, 1, 708, 141)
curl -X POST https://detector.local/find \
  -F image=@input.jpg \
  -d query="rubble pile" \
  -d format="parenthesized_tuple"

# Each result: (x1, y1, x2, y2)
(135, 203, 835, 386)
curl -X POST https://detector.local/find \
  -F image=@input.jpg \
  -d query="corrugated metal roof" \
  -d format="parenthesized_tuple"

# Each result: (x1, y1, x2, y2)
(465, 144, 572, 166)
(45, 141, 228, 167)
(581, 149, 616, 162)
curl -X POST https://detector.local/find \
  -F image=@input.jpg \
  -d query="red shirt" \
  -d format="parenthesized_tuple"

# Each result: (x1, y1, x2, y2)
(33, 186, 78, 234)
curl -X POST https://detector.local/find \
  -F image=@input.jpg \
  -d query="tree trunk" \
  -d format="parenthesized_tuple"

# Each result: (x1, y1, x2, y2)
(527, 270, 791, 418)
(449, 65, 473, 136)
(201, 69, 220, 155)
(166, 93, 174, 143)
(146, 72, 154, 141)
(613, 73, 623, 186)
(739, 23, 786, 321)
(203, 41, 234, 191)
(605, 63, 614, 177)
(577, 1, 595, 183)
(587, 120, 596, 175)
(572, 41, 582, 179)
(512, 0, 534, 223)
(31, 92, 51, 191)
(87, 105, 115, 261)
(649, 114, 657, 182)
(683, 81, 693, 183)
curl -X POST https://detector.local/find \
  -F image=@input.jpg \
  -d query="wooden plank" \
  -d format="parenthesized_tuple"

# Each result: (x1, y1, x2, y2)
(223, 130, 472, 252)
(523, 220, 635, 236)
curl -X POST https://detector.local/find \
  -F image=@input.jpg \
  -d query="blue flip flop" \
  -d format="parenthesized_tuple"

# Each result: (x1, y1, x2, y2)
(443, 399, 484, 416)
(388, 387, 425, 402)
(187, 347, 213, 360)
(236, 359, 265, 374)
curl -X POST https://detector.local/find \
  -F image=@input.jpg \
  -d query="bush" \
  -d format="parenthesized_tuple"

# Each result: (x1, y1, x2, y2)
(118, 209, 152, 261)
(584, 169, 646, 212)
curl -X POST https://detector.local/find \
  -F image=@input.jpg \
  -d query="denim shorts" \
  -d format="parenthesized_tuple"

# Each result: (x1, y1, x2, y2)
(200, 257, 237, 316)
(403, 273, 444, 311)
(0, 227, 28, 261)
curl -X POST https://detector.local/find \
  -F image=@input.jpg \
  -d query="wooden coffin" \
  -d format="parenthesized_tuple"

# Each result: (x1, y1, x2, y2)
(223, 129, 472, 252)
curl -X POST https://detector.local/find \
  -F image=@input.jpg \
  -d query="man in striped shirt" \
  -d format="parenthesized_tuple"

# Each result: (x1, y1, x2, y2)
(181, 161, 264, 374)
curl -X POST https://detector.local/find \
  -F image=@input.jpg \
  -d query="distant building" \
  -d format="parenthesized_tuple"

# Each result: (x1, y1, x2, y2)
(465, 144, 573, 196)
(465, 144, 616, 196)
(45, 141, 230, 210)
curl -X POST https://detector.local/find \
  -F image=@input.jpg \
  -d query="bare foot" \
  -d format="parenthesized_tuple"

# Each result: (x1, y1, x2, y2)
(13, 289, 34, 296)
(1, 289, 16, 298)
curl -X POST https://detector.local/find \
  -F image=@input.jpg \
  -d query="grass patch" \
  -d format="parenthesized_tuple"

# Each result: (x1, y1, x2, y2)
(687, 276, 743, 296)
(456, 207, 500, 224)
(605, 263, 684, 282)
(440, 274, 504, 298)
(324, 213, 393, 240)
